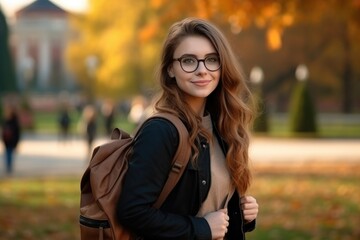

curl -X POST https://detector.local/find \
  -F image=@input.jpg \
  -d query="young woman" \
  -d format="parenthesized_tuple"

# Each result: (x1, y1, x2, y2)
(117, 17, 258, 240)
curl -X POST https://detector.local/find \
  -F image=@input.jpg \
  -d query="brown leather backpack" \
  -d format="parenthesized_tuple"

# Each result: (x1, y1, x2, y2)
(79, 113, 191, 240)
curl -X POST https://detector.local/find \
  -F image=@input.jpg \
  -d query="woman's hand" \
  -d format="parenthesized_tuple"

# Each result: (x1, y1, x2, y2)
(240, 196, 258, 222)
(204, 208, 229, 239)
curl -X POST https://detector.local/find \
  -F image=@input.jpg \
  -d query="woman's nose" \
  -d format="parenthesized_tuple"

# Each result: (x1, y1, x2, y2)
(196, 61, 207, 74)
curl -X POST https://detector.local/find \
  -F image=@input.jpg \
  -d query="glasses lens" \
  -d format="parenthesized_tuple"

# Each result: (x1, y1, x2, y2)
(205, 55, 220, 71)
(180, 56, 197, 72)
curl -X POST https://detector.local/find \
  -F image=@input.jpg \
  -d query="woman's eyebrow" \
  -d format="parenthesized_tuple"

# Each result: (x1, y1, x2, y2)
(178, 52, 218, 58)
(178, 53, 196, 57)
(205, 52, 218, 56)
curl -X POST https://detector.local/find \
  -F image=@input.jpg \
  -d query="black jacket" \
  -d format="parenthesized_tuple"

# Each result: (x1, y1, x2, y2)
(1, 114, 21, 149)
(117, 118, 255, 239)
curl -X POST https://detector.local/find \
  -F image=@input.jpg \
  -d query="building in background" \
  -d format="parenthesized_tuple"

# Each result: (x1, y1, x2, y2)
(10, 0, 77, 93)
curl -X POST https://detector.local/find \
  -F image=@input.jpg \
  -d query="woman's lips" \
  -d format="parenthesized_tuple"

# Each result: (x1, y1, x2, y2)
(191, 80, 211, 87)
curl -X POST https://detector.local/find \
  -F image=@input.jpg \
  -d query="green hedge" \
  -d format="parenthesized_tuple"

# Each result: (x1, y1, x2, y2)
(289, 81, 317, 135)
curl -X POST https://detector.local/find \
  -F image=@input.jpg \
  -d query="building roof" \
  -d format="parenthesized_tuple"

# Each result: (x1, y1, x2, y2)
(16, 0, 67, 17)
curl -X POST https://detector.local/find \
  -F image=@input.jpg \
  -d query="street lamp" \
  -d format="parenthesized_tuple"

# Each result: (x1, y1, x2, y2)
(250, 66, 268, 133)
(86, 55, 98, 78)
(250, 66, 264, 85)
(85, 55, 98, 103)
(289, 64, 317, 134)
(295, 64, 309, 82)
(22, 56, 34, 92)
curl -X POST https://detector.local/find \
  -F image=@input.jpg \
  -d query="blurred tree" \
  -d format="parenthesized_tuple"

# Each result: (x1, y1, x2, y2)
(0, 7, 17, 94)
(66, 0, 161, 100)
(293, 1, 360, 113)
(0, 99, 3, 123)
(66, 0, 360, 111)
(149, 0, 360, 112)
(289, 65, 317, 135)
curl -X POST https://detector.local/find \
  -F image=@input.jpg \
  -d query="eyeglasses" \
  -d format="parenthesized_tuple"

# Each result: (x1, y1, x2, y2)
(173, 55, 221, 73)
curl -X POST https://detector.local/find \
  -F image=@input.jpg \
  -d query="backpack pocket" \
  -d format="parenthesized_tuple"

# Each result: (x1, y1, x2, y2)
(80, 215, 113, 240)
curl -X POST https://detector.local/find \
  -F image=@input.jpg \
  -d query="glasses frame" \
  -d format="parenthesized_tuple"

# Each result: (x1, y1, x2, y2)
(173, 55, 221, 73)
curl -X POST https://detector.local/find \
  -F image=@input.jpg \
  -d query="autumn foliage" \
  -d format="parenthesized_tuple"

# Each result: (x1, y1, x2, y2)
(66, 0, 360, 112)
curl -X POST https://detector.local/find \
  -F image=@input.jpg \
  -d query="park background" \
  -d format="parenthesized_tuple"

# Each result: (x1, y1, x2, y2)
(0, 0, 360, 239)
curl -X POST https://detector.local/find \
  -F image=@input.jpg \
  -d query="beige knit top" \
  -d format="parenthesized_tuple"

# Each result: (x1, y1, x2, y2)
(196, 114, 235, 217)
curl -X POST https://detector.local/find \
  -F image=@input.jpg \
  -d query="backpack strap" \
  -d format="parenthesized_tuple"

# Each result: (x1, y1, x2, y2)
(149, 113, 191, 209)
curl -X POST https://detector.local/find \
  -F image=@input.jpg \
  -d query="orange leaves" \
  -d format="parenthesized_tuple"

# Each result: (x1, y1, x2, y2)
(266, 27, 282, 50)
(148, 0, 299, 50)
(65, 0, 360, 100)
(0, 178, 80, 239)
(139, 20, 159, 43)
(282, 13, 294, 27)
(151, 0, 164, 9)
(1, 165, 359, 239)
(67, 0, 154, 98)
(194, 0, 219, 19)
(249, 163, 360, 239)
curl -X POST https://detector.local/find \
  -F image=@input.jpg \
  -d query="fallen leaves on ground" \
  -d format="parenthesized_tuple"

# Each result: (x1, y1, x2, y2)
(0, 163, 359, 239)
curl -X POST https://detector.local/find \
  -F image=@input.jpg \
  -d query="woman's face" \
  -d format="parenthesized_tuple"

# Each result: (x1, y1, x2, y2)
(169, 35, 220, 111)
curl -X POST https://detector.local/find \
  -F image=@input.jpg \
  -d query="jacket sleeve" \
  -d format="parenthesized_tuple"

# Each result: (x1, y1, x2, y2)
(116, 118, 211, 240)
(244, 219, 256, 232)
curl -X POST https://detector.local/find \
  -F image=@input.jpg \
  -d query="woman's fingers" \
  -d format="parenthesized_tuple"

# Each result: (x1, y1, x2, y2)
(240, 195, 259, 222)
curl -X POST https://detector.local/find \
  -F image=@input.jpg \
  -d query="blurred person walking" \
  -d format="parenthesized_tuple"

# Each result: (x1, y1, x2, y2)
(127, 95, 148, 127)
(1, 103, 21, 175)
(81, 105, 97, 157)
(101, 101, 115, 136)
(58, 104, 71, 142)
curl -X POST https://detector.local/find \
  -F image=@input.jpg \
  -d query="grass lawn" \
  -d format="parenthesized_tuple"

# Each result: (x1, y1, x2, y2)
(32, 110, 136, 135)
(0, 177, 81, 240)
(28, 111, 360, 138)
(0, 163, 359, 240)
(247, 163, 360, 240)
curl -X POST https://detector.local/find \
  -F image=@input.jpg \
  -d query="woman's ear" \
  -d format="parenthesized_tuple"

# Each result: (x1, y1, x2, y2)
(168, 66, 175, 78)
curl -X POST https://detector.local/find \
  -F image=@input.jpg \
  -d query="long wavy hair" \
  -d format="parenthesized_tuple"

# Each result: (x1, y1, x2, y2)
(154, 18, 255, 194)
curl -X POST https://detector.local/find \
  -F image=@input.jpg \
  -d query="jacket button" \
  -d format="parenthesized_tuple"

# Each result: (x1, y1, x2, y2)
(202, 180, 207, 185)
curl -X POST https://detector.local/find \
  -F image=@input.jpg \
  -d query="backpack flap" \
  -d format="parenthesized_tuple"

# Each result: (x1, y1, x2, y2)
(110, 128, 130, 140)
(80, 129, 135, 240)
(90, 138, 133, 200)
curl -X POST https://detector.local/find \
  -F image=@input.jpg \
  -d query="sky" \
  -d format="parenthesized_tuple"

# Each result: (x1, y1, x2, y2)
(0, 0, 88, 18)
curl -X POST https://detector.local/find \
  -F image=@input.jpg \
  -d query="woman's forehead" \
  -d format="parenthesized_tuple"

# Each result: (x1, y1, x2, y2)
(173, 35, 216, 57)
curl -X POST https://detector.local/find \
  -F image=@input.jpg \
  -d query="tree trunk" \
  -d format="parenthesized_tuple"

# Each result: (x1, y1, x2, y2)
(341, 24, 353, 113)
(0, 9, 17, 93)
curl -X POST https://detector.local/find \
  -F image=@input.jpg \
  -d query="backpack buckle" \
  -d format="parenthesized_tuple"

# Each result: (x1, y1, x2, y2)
(172, 162, 183, 173)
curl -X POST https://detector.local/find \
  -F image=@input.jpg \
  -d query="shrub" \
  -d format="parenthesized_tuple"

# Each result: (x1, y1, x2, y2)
(253, 96, 269, 133)
(289, 81, 317, 135)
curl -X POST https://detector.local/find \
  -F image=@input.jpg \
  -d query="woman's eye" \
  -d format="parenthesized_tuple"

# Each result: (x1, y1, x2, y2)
(207, 56, 219, 63)
(182, 58, 196, 64)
